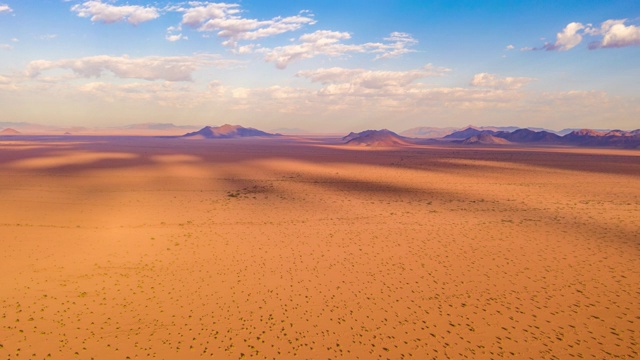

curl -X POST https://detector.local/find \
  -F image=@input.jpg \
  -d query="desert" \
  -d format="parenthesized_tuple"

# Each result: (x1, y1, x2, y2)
(1, 134, 638, 359)
(2, 1, 640, 358)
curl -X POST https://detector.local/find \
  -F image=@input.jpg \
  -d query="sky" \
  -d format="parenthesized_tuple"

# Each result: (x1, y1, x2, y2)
(0, 0, 639, 132)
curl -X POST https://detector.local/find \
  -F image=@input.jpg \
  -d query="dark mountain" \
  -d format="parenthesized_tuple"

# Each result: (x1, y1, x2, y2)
(557, 128, 613, 136)
(443, 127, 496, 140)
(564, 129, 607, 139)
(562, 129, 640, 148)
(342, 130, 383, 142)
(603, 129, 640, 137)
(455, 128, 640, 148)
(462, 133, 511, 145)
(344, 129, 412, 147)
(402, 125, 562, 139)
(495, 129, 562, 143)
(183, 124, 279, 139)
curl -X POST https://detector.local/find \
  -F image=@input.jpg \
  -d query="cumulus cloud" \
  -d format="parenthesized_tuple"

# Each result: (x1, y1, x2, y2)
(179, 3, 315, 47)
(528, 19, 640, 51)
(180, 3, 240, 27)
(297, 64, 449, 89)
(165, 25, 187, 42)
(71, 1, 160, 25)
(25, 54, 240, 82)
(233, 44, 256, 55)
(165, 34, 187, 42)
(205, 64, 521, 116)
(261, 30, 419, 69)
(587, 19, 640, 49)
(551, 22, 585, 50)
(261, 30, 356, 69)
(530, 22, 585, 51)
(372, 32, 418, 60)
(0, 4, 12, 13)
(274, 64, 537, 113)
(470, 73, 536, 90)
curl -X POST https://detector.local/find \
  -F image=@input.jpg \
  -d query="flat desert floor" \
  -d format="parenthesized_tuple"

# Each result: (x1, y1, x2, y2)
(0, 136, 638, 359)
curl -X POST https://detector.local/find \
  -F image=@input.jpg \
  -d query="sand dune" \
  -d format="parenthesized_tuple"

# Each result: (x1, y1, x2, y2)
(0, 136, 638, 359)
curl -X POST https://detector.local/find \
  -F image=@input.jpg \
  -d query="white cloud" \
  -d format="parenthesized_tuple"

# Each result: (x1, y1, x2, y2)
(505, 44, 515, 50)
(292, 65, 520, 112)
(196, 65, 520, 115)
(372, 32, 418, 60)
(181, 3, 240, 27)
(71, 1, 160, 25)
(297, 64, 449, 89)
(0, 4, 12, 13)
(261, 30, 419, 69)
(530, 22, 586, 51)
(470, 73, 536, 90)
(180, 3, 315, 47)
(166, 34, 187, 42)
(0, 44, 12, 50)
(25, 54, 241, 82)
(587, 19, 640, 49)
(233, 44, 256, 55)
(261, 30, 356, 69)
(528, 19, 640, 51)
(165, 25, 187, 42)
(281, 65, 533, 113)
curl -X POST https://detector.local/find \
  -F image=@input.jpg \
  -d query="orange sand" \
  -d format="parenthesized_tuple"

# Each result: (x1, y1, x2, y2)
(0, 137, 638, 359)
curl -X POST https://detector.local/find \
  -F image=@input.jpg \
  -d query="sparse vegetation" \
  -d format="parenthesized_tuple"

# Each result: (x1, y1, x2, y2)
(0, 138, 637, 359)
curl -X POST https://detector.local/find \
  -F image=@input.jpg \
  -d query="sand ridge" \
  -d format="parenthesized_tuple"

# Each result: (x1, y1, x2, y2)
(0, 136, 638, 359)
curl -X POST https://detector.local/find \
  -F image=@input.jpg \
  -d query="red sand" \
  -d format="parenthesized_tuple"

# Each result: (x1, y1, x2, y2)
(0, 137, 638, 359)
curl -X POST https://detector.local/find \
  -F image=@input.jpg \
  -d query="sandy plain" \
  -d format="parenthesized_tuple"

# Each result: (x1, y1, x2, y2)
(0, 136, 638, 359)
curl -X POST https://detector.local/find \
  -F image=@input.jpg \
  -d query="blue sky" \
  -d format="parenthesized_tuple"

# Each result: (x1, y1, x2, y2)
(0, 0, 638, 132)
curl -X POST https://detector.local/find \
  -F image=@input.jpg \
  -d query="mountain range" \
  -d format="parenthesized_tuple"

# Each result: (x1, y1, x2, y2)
(1, 121, 638, 148)
(448, 127, 640, 148)
(343, 127, 640, 149)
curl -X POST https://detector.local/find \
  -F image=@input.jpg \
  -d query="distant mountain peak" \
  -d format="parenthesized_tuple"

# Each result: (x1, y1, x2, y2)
(443, 128, 496, 140)
(183, 124, 278, 139)
(567, 129, 607, 137)
(343, 129, 411, 147)
(0, 128, 21, 135)
(462, 133, 511, 145)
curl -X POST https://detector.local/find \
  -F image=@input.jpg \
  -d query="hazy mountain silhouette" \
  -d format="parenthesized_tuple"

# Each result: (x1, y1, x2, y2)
(183, 124, 279, 139)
